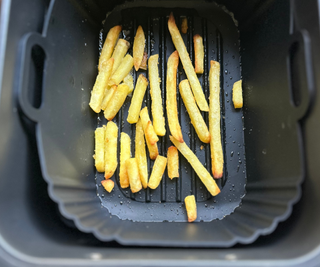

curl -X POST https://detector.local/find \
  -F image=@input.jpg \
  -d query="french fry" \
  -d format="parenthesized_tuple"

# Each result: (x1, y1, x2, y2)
(168, 13, 209, 112)
(148, 155, 167, 189)
(167, 146, 179, 179)
(101, 179, 115, 193)
(127, 74, 148, 124)
(104, 121, 118, 179)
(209, 61, 224, 179)
(100, 85, 116, 111)
(181, 17, 188, 34)
(166, 51, 183, 143)
(194, 34, 204, 74)
(179, 80, 210, 143)
(104, 84, 130, 120)
(140, 51, 148, 70)
(184, 195, 197, 222)
(124, 73, 134, 94)
(98, 25, 122, 72)
(135, 119, 148, 188)
(140, 106, 159, 144)
(126, 158, 142, 193)
(232, 80, 243, 109)
(94, 126, 105, 172)
(148, 54, 166, 136)
(89, 58, 114, 113)
(108, 54, 134, 86)
(120, 132, 131, 188)
(170, 136, 220, 196)
(133, 26, 146, 71)
(110, 39, 130, 74)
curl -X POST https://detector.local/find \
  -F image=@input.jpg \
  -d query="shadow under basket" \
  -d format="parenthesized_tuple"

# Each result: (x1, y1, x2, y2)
(17, 0, 311, 247)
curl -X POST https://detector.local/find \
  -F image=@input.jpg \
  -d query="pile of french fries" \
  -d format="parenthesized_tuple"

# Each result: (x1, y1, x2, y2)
(91, 13, 243, 223)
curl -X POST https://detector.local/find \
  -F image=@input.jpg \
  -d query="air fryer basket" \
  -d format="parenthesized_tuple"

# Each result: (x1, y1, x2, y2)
(16, 0, 312, 246)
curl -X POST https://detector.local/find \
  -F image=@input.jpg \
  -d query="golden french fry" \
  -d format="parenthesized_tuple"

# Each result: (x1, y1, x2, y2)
(104, 84, 130, 120)
(209, 61, 224, 179)
(108, 54, 134, 86)
(98, 25, 122, 72)
(168, 13, 209, 112)
(101, 179, 115, 193)
(140, 51, 148, 70)
(145, 121, 159, 145)
(110, 39, 130, 74)
(185, 195, 197, 222)
(170, 136, 220, 196)
(194, 34, 204, 74)
(232, 80, 243, 109)
(120, 132, 131, 188)
(179, 80, 210, 143)
(104, 121, 118, 179)
(126, 158, 142, 193)
(127, 74, 148, 124)
(148, 54, 166, 136)
(133, 26, 146, 71)
(94, 126, 105, 172)
(148, 155, 167, 189)
(124, 73, 134, 94)
(181, 17, 188, 34)
(166, 51, 183, 143)
(89, 58, 114, 113)
(135, 119, 148, 188)
(100, 85, 116, 111)
(167, 146, 179, 179)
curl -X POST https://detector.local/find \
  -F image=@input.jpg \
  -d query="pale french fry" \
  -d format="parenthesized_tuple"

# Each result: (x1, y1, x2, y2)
(120, 132, 131, 188)
(184, 195, 197, 222)
(148, 155, 167, 189)
(127, 74, 148, 124)
(148, 54, 166, 136)
(167, 146, 179, 179)
(124, 73, 134, 94)
(140, 51, 148, 70)
(166, 51, 183, 143)
(145, 121, 159, 145)
(94, 127, 105, 172)
(181, 17, 188, 34)
(133, 26, 146, 71)
(104, 84, 130, 120)
(140, 107, 159, 160)
(135, 119, 148, 188)
(101, 179, 115, 193)
(232, 80, 243, 109)
(110, 39, 130, 74)
(194, 34, 204, 74)
(98, 25, 122, 72)
(179, 80, 210, 143)
(89, 58, 114, 113)
(100, 85, 116, 111)
(126, 158, 142, 193)
(168, 13, 209, 112)
(209, 61, 224, 179)
(170, 136, 220, 196)
(104, 121, 118, 179)
(108, 54, 134, 86)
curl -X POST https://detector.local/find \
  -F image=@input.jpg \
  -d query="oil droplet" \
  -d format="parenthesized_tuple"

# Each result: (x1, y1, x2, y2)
(225, 69, 228, 74)
(230, 77, 233, 80)
(120, 201, 123, 205)
(225, 92, 228, 96)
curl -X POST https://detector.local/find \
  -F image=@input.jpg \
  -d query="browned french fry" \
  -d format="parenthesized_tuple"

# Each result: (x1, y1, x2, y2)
(179, 80, 210, 143)
(120, 132, 131, 188)
(170, 136, 220, 196)
(181, 17, 188, 34)
(168, 13, 209, 112)
(133, 26, 146, 71)
(90, 58, 114, 113)
(98, 25, 122, 72)
(104, 121, 118, 179)
(100, 85, 116, 111)
(108, 54, 134, 86)
(135, 119, 148, 188)
(101, 179, 115, 193)
(124, 73, 134, 94)
(104, 84, 130, 120)
(184, 195, 197, 222)
(194, 34, 204, 74)
(94, 126, 105, 172)
(127, 74, 148, 124)
(140, 51, 148, 70)
(167, 146, 179, 179)
(145, 121, 159, 145)
(126, 158, 142, 193)
(232, 80, 243, 109)
(148, 54, 166, 136)
(148, 155, 167, 189)
(110, 39, 130, 74)
(209, 61, 223, 179)
(166, 51, 183, 143)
